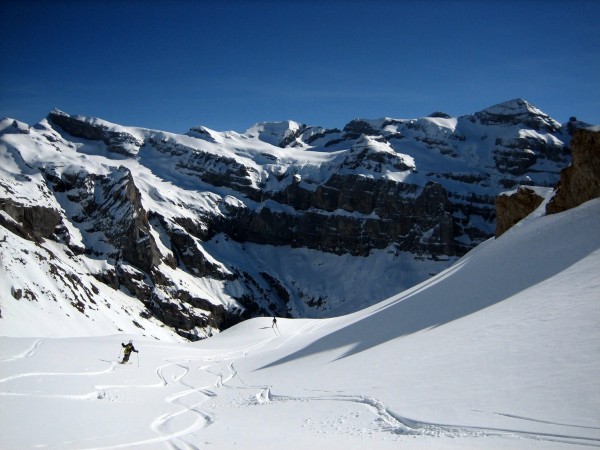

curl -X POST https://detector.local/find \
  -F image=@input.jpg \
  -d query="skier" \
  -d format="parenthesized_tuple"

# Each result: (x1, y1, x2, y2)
(120, 340, 139, 364)
(272, 316, 279, 334)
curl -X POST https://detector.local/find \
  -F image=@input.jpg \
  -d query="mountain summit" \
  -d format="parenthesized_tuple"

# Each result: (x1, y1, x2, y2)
(475, 98, 561, 131)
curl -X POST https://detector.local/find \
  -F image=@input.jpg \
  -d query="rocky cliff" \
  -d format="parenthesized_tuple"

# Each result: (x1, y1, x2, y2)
(495, 127, 599, 237)
(546, 128, 600, 214)
(0, 100, 591, 339)
(495, 186, 547, 237)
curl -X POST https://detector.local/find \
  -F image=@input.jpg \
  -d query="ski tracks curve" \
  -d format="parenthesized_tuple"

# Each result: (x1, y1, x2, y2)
(137, 333, 282, 449)
(147, 361, 215, 450)
(253, 390, 600, 447)
(1, 338, 42, 362)
(214, 324, 600, 447)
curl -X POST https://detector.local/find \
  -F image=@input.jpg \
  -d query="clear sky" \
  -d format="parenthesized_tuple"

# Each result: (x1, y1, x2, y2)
(1, 0, 599, 133)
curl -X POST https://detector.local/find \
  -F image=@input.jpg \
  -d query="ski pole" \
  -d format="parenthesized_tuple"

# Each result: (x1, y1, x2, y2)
(137, 351, 140, 367)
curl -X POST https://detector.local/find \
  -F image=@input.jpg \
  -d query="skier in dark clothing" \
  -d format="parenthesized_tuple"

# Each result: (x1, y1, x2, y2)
(121, 340, 138, 363)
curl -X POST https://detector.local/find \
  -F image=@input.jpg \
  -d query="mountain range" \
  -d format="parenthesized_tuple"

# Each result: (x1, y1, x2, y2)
(0, 98, 594, 340)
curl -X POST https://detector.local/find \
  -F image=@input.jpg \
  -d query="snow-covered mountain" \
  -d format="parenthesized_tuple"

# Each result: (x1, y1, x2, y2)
(1, 196, 598, 449)
(0, 99, 592, 339)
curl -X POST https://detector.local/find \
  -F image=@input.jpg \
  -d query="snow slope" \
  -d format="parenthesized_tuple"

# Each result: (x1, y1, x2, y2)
(1, 198, 599, 449)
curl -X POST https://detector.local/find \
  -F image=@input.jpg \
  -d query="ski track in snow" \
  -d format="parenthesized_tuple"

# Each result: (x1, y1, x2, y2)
(274, 319, 331, 349)
(180, 331, 600, 448)
(147, 362, 215, 450)
(247, 391, 600, 447)
(474, 410, 600, 431)
(138, 334, 285, 449)
(200, 332, 600, 448)
(1, 339, 42, 362)
(2, 335, 599, 448)
(0, 363, 117, 385)
(84, 335, 279, 450)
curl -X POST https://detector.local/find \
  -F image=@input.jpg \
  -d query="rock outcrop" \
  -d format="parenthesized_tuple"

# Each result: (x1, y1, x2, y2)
(494, 128, 599, 238)
(0, 199, 63, 242)
(48, 109, 143, 155)
(546, 129, 600, 214)
(495, 187, 545, 237)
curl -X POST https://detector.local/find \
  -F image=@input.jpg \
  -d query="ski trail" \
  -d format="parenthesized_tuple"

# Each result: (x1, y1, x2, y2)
(150, 361, 215, 450)
(83, 361, 215, 450)
(1, 338, 42, 362)
(207, 360, 263, 391)
(0, 360, 124, 401)
(155, 362, 177, 387)
(474, 410, 600, 431)
(257, 391, 600, 447)
(0, 390, 99, 400)
(207, 334, 278, 361)
(173, 333, 278, 363)
(136, 332, 281, 447)
(274, 319, 331, 350)
(0, 362, 116, 383)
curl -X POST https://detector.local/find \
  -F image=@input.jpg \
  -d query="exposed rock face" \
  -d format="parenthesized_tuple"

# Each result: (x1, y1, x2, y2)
(37, 164, 231, 338)
(495, 187, 545, 237)
(242, 175, 456, 256)
(546, 129, 600, 214)
(42, 166, 162, 272)
(42, 100, 573, 260)
(494, 128, 599, 237)
(150, 136, 262, 201)
(48, 109, 143, 155)
(0, 199, 63, 242)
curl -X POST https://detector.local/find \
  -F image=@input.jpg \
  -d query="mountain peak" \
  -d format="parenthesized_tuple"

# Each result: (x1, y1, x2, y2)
(244, 120, 307, 147)
(474, 98, 561, 132)
(482, 98, 541, 116)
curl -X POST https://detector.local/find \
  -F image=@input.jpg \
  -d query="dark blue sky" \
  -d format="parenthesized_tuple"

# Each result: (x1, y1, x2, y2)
(1, 0, 599, 133)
